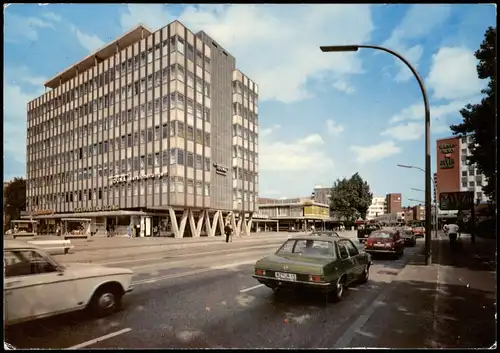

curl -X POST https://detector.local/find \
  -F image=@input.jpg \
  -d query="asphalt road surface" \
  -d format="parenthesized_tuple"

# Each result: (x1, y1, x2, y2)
(5, 235, 424, 349)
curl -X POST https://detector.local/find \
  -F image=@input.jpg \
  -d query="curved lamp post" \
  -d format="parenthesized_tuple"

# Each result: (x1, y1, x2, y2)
(320, 45, 432, 265)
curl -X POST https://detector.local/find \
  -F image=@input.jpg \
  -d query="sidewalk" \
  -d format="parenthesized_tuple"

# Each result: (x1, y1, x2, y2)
(346, 231, 496, 348)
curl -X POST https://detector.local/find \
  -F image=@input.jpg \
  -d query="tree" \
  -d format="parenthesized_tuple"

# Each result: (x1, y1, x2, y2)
(4, 177, 27, 229)
(330, 173, 373, 222)
(450, 26, 496, 203)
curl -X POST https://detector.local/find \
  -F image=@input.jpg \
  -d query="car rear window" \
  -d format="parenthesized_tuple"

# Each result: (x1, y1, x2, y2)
(277, 239, 334, 258)
(369, 232, 392, 239)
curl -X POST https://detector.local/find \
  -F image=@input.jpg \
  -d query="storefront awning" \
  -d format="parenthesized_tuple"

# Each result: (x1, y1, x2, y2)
(24, 210, 153, 220)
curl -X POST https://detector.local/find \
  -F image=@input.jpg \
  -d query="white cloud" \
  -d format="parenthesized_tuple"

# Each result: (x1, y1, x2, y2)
(332, 79, 355, 94)
(260, 124, 281, 137)
(6, 66, 47, 86)
(259, 126, 333, 172)
(42, 12, 62, 22)
(4, 12, 56, 42)
(3, 68, 46, 178)
(326, 119, 345, 136)
(382, 4, 452, 82)
(426, 46, 485, 101)
(350, 141, 401, 164)
(72, 26, 106, 52)
(119, 4, 375, 103)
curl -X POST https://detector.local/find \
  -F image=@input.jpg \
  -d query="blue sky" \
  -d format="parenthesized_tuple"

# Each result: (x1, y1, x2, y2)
(3, 4, 495, 206)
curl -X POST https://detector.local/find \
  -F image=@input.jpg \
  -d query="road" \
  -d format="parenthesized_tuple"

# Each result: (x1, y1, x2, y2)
(5, 233, 424, 349)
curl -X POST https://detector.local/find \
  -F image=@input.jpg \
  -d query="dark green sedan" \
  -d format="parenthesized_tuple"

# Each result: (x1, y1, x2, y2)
(252, 236, 372, 301)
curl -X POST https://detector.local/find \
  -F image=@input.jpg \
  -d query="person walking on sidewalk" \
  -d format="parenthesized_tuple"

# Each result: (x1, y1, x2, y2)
(224, 223, 233, 243)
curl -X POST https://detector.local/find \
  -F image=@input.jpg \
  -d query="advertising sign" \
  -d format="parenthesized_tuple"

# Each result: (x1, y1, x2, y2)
(439, 191, 474, 211)
(438, 143, 456, 169)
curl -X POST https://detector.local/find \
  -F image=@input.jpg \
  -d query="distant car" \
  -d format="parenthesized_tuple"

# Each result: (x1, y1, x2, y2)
(399, 229, 417, 247)
(364, 229, 405, 259)
(310, 230, 340, 237)
(412, 226, 425, 238)
(357, 224, 382, 244)
(253, 236, 372, 302)
(4, 240, 134, 326)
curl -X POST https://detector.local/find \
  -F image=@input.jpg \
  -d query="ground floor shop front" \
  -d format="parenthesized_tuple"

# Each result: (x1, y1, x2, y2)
(24, 207, 256, 239)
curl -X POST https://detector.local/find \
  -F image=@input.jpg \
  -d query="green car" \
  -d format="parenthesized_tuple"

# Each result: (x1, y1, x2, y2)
(253, 236, 372, 301)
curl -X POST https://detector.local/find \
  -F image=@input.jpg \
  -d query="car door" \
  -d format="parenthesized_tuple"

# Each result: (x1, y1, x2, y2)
(336, 241, 356, 283)
(393, 232, 403, 252)
(343, 239, 365, 276)
(4, 249, 78, 325)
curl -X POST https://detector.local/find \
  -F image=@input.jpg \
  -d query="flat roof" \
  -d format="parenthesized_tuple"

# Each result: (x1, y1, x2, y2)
(44, 25, 153, 89)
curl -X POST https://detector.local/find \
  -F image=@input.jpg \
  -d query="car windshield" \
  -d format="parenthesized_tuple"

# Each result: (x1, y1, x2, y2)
(369, 232, 393, 239)
(311, 231, 336, 237)
(277, 239, 334, 258)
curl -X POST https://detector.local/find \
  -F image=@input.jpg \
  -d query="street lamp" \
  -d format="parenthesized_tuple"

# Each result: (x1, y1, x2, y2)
(320, 44, 431, 265)
(399, 164, 439, 241)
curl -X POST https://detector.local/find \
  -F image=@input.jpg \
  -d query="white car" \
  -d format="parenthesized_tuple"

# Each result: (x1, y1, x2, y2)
(4, 240, 134, 326)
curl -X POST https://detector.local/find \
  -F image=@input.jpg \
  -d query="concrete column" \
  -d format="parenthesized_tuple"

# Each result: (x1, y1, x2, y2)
(188, 209, 204, 238)
(169, 207, 188, 238)
(276, 221, 279, 232)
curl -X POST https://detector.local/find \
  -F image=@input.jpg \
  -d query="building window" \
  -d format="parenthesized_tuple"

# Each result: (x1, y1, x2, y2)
(204, 183, 210, 196)
(187, 179, 194, 194)
(177, 149, 185, 165)
(170, 149, 177, 165)
(195, 155, 202, 169)
(162, 178, 168, 193)
(187, 152, 194, 168)
(176, 178, 184, 193)
(196, 181, 202, 196)
(469, 181, 475, 187)
(461, 137, 467, 143)
(477, 192, 483, 200)
(187, 126, 194, 141)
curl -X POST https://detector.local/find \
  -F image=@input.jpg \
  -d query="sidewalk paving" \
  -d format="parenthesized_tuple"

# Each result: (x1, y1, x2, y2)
(346, 231, 496, 349)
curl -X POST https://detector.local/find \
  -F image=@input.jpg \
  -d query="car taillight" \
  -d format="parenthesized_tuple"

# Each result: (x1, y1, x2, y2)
(255, 269, 266, 276)
(309, 275, 323, 282)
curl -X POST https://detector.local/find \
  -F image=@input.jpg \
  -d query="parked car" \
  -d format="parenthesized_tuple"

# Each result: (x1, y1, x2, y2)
(310, 230, 340, 237)
(412, 226, 425, 238)
(364, 229, 405, 259)
(357, 223, 382, 244)
(399, 229, 417, 247)
(252, 236, 372, 302)
(3, 240, 134, 326)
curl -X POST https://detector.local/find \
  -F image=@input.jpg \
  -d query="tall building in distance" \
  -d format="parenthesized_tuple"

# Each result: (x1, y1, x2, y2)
(366, 196, 387, 220)
(25, 21, 259, 238)
(386, 193, 402, 214)
(436, 135, 487, 205)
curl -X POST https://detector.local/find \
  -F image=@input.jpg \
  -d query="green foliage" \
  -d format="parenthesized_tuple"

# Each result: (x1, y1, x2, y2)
(450, 26, 496, 203)
(4, 177, 26, 229)
(329, 173, 373, 222)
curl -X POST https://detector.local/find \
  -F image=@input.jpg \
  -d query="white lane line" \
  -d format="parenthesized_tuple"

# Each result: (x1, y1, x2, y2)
(98, 243, 278, 266)
(132, 259, 257, 286)
(66, 328, 132, 350)
(240, 284, 265, 293)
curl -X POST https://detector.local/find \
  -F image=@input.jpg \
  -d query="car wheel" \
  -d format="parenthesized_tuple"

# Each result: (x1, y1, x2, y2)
(88, 284, 123, 318)
(329, 276, 346, 302)
(359, 265, 370, 284)
(272, 287, 281, 294)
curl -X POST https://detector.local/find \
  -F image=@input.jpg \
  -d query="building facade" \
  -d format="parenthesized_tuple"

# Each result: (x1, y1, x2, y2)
(386, 193, 402, 214)
(25, 21, 259, 238)
(436, 134, 488, 205)
(366, 196, 387, 220)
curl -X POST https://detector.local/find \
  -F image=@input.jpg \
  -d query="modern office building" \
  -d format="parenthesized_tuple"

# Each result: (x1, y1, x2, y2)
(366, 196, 387, 220)
(386, 193, 402, 214)
(25, 21, 259, 238)
(436, 134, 488, 205)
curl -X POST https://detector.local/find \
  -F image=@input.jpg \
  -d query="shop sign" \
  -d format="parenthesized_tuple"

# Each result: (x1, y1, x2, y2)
(33, 209, 54, 216)
(109, 171, 169, 185)
(438, 143, 455, 154)
(74, 205, 120, 213)
(440, 158, 455, 169)
(439, 143, 456, 169)
(213, 163, 228, 176)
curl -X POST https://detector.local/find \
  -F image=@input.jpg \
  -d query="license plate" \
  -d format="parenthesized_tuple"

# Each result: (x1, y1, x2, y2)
(364, 234, 369, 238)
(275, 272, 297, 281)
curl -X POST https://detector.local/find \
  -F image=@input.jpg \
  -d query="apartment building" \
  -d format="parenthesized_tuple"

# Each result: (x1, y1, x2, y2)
(386, 193, 402, 214)
(25, 21, 259, 238)
(366, 196, 387, 220)
(436, 134, 488, 206)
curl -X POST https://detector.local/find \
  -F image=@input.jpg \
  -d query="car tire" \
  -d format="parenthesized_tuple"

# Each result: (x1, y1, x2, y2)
(271, 287, 281, 294)
(359, 265, 370, 284)
(329, 276, 346, 302)
(88, 284, 123, 318)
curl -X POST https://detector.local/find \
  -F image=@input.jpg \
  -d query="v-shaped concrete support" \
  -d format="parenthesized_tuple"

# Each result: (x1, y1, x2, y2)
(243, 213, 254, 235)
(188, 210, 205, 238)
(169, 208, 188, 239)
(204, 210, 224, 237)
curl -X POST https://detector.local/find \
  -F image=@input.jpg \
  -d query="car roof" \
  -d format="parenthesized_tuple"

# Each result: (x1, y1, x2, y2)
(287, 235, 350, 243)
(310, 231, 338, 236)
(371, 229, 397, 235)
(4, 240, 39, 250)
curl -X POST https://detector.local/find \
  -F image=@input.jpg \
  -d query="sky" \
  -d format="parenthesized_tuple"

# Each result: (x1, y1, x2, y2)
(3, 4, 496, 206)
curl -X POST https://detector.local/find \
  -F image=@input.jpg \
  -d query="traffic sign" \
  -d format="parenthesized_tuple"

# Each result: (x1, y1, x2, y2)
(439, 191, 474, 211)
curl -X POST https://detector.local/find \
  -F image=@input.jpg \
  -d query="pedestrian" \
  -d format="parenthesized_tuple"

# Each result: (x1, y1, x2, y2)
(106, 224, 110, 238)
(224, 223, 232, 243)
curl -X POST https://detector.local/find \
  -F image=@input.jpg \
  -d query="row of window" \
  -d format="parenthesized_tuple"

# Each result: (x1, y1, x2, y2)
(28, 91, 213, 159)
(29, 35, 211, 119)
(30, 178, 213, 207)
(28, 63, 211, 138)
(232, 124, 259, 142)
(232, 81, 258, 104)
(29, 121, 212, 172)
(232, 103, 258, 123)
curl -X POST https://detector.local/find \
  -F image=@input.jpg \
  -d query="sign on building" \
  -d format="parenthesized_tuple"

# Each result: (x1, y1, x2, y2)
(439, 191, 474, 211)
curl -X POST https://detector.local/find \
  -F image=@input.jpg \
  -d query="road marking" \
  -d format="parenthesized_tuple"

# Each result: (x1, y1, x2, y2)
(132, 259, 257, 286)
(66, 328, 132, 349)
(98, 243, 279, 266)
(240, 284, 265, 293)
